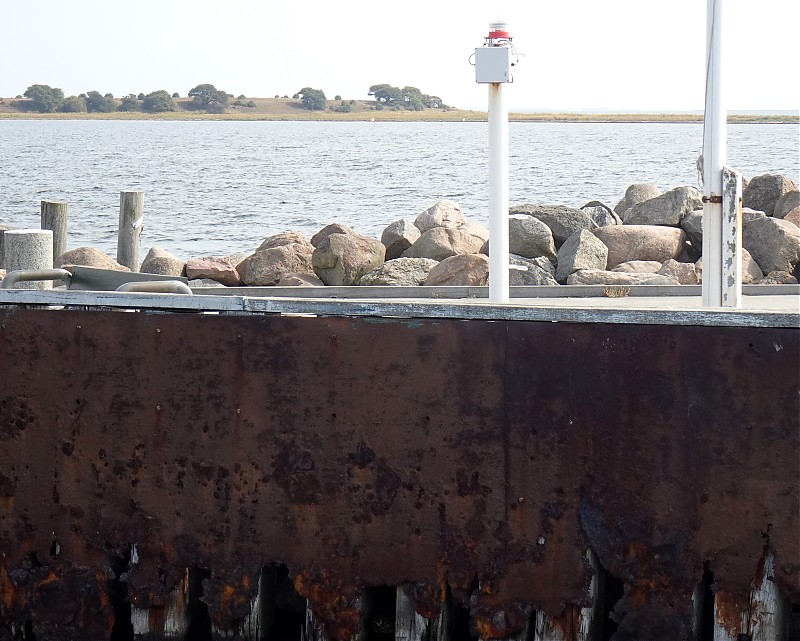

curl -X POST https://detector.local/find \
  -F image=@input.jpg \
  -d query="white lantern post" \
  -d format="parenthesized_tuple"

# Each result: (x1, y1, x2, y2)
(475, 21, 515, 303)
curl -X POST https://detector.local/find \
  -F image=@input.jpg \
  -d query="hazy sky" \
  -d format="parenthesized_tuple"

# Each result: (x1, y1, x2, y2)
(1, 0, 798, 112)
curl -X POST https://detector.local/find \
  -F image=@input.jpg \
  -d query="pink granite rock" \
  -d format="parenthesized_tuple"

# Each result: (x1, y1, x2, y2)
(185, 256, 240, 286)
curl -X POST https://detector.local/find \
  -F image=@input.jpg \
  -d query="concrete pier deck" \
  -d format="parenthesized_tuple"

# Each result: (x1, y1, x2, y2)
(0, 283, 798, 640)
(0, 283, 797, 327)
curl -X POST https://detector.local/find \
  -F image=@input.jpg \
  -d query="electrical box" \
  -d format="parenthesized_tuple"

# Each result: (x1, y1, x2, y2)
(475, 46, 512, 83)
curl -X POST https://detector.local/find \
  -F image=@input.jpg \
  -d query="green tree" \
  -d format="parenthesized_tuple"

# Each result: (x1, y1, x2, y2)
(368, 84, 404, 107)
(188, 83, 230, 113)
(402, 86, 425, 111)
(368, 84, 392, 103)
(23, 84, 65, 113)
(298, 87, 326, 110)
(367, 84, 447, 110)
(142, 90, 176, 113)
(423, 94, 444, 108)
(58, 96, 87, 113)
(85, 90, 116, 113)
(118, 95, 139, 111)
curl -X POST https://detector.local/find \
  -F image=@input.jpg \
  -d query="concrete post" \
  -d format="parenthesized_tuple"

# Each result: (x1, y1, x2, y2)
(118, 190, 145, 271)
(3, 230, 54, 289)
(0, 226, 14, 269)
(40, 200, 68, 267)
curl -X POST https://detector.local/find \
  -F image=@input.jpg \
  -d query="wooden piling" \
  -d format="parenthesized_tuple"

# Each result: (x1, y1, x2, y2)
(40, 200, 67, 267)
(304, 601, 328, 641)
(534, 550, 602, 641)
(117, 190, 144, 271)
(394, 586, 434, 641)
(713, 552, 791, 641)
(131, 587, 187, 638)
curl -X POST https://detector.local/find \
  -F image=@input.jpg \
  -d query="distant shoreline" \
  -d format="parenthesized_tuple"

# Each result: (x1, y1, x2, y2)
(0, 95, 796, 124)
(0, 111, 796, 124)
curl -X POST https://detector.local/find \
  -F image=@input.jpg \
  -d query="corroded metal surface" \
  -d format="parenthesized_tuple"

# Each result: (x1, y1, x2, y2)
(0, 308, 797, 640)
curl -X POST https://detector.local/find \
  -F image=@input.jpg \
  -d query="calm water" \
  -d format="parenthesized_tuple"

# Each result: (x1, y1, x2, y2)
(0, 120, 797, 258)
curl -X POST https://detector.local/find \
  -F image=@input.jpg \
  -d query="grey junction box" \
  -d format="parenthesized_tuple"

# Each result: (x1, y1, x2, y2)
(475, 46, 512, 83)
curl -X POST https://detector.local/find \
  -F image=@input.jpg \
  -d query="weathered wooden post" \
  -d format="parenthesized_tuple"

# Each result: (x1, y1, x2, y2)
(40, 200, 68, 267)
(533, 550, 602, 641)
(2, 229, 54, 289)
(720, 167, 743, 307)
(305, 601, 328, 641)
(713, 552, 791, 641)
(118, 190, 145, 271)
(395, 588, 433, 641)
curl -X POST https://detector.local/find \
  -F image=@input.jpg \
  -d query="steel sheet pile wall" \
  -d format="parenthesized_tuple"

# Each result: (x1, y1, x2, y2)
(0, 308, 797, 640)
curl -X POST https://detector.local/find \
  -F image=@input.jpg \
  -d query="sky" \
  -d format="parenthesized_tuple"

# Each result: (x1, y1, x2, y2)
(1, 0, 798, 113)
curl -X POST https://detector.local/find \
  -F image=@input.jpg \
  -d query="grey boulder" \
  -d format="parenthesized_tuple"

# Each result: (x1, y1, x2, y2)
(381, 219, 421, 260)
(359, 257, 438, 286)
(403, 227, 485, 261)
(774, 191, 800, 219)
(510, 204, 598, 247)
(566, 269, 678, 286)
(742, 216, 800, 274)
(614, 183, 662, 216)
(624, 186, 703, 227)
(509, 255, 558, 286)
(313, 231, 385, 285)
(259, 230, 313, 252)
(611, 260, 663, 273)
(555, 229, 609, 284)
(239, 242, 315, 286)
(581, 201, 621, 227)
(742, 173, 798, 216)
(593, 225, 687, 269)
(657, 259, 699, 285)
(414, 199, 467, 233)
(57, 247, 130, 272)
(502, 215, 557, 261)
(424, 254, 488, 286)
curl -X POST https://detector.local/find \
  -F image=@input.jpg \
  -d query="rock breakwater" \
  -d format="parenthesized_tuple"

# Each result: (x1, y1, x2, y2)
(1, 174, 798, 289)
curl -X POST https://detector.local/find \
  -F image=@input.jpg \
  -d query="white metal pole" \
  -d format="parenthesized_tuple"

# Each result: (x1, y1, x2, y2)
(702, 0, 725, 307)
(488, 82, 509, 303)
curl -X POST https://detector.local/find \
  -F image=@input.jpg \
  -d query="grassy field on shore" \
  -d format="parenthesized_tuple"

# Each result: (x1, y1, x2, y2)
(0, 96, 796, 123)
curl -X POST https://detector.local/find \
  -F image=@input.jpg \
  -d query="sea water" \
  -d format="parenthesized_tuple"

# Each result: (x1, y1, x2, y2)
(0, 120, 797, 258)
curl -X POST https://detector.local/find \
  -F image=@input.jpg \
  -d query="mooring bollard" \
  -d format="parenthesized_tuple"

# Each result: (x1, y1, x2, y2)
(40, 200, 68, 267)
(118, 190, 145, 271)
(3, 229, 54, 289)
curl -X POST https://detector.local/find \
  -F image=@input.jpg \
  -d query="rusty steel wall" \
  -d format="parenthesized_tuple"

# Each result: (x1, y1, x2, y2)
(0, 307, 798, 640)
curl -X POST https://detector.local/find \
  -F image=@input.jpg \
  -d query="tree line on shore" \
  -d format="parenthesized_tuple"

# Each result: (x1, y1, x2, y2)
(6, 83, 449, 114)
(13, 84, 248, 114)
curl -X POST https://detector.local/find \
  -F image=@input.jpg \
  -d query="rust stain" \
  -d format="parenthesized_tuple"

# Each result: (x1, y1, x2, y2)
(714, 590, 746, 636)
(0, 308, 797, 637)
